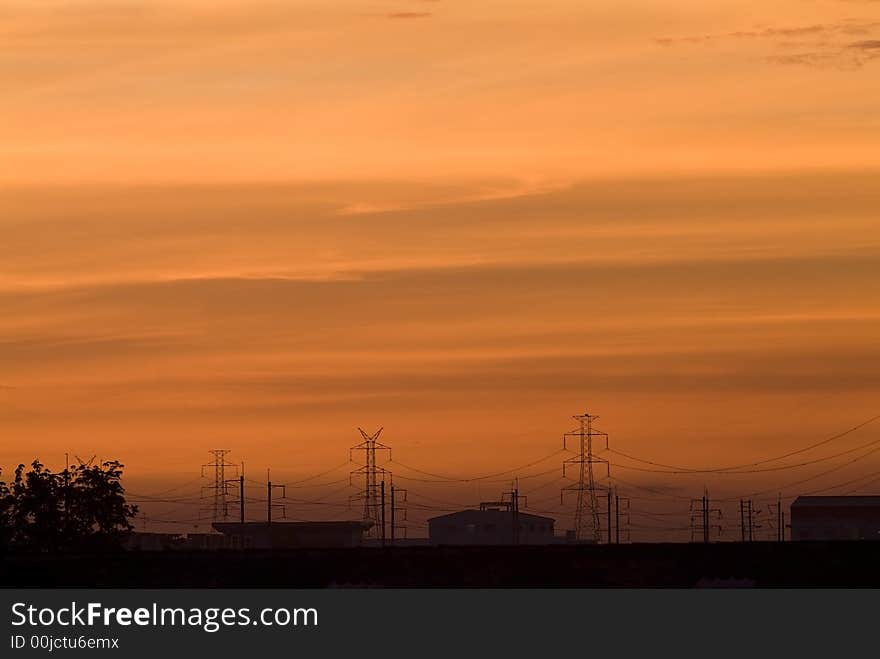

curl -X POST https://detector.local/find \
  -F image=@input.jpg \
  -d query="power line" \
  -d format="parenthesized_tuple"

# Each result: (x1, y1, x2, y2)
(610, 432, 880, 475)
(607, 412, 880, 474)
(390, 466, 561, 484)
(279, 460, 353, 487)
(388, 449, 566, 483)
(127, 477, 204, 498)
(609, 474, 693, 501)
(721, 444, 880, 502)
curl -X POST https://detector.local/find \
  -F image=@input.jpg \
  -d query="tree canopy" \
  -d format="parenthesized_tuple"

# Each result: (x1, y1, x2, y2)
(0, 460, 137, 552)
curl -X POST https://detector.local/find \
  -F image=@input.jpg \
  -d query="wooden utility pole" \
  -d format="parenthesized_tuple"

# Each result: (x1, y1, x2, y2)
(703, 495, 709, 544)
(390, 484, 395, 545)
(223, 462, 243, 528)
(615, 494, 620, 544)
(380, 480, 386, 547)
(513, 487, 520, 545)
(778, 496, 783, 542)
(607, 490, 613, 544)
(748, 500, 754, 542)
(267, 470, 285, 527)
(239, 475, 245, 524)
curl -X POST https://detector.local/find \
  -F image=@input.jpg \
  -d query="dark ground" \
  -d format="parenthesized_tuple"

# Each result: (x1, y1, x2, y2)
(3, 542, 880, 587)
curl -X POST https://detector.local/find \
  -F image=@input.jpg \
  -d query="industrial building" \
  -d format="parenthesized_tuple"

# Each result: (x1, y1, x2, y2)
(790, 496, 880, 541)
(427, 502, 555, 545)
(211, 521, 372, 549)
(125, 532, 186, 551)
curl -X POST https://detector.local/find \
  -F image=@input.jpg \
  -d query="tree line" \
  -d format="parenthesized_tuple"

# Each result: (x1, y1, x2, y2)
(0, 460, 138, 552)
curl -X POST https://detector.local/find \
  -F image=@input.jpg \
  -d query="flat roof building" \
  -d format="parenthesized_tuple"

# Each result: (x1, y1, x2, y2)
(791, 496, 880, 541)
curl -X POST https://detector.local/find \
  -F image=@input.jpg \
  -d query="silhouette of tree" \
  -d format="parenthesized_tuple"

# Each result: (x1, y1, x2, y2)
(0, 460, 137, 552)
(65, 460, 138, 549)
(0, 469, 12, 550)
(11, 461, 64, 551)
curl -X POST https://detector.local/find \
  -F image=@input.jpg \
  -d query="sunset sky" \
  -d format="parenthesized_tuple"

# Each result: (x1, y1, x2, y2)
(2, 0, 879, 536)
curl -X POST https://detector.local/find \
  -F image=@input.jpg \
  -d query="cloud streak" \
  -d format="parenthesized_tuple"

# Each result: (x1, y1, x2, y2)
(385, 12, 432, 19)
(656, 20, 880, 68)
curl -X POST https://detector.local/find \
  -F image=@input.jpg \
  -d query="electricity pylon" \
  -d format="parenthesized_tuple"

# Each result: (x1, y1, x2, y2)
(202, 449, 237, 522)
(561, 412, 610, 543)
(350, 427, 391, 539)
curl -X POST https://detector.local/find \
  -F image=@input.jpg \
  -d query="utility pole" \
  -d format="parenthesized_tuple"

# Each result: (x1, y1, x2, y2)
(202, 450, 237, 522)
(390, 482, 407, 543)
(780, 497, 785, 542)
(239, 474, 245, 524)
(561, 411, 610, 543)
(350, 428, 391, 540)
(514, 486, 520, 545)
(691, 489, 721, 543)
(380, 480, 386, 547)
(224, 462, 244, 526)
(703, 494, 709, 544)
(769, 496, 784, 542)
(267, 469, 286, 527)
(615, 493, 620, 544)
(740, 499, 746, 542)
(607, 490, 613, 544)
(504, 486, 526, 544)
(615, 495, 630, 543)
(748, 500, 754, 542)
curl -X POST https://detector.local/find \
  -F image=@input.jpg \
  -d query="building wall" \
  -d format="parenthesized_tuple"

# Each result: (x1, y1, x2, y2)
(212, 522, 369, 549)
(791, 507, 880, 541)
(125, 532, 185, 551)
(428, 514, 555, 545)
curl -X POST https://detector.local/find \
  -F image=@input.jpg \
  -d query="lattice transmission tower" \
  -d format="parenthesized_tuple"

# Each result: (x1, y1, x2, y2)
(350, 427, 391, 539)
(202, 449, 238, 522)
(561, 412, 610, 543)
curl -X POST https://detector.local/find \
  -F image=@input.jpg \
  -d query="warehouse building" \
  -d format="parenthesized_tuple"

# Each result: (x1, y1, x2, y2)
(790, 496, 880, 541)
(428, 502, 555, 545)
(212, 521, 372, 549)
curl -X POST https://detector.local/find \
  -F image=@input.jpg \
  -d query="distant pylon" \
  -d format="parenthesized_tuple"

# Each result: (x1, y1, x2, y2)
(561, 412, 610, 543)
(350, 428, 391, 539)
(202, 450, 237, 522)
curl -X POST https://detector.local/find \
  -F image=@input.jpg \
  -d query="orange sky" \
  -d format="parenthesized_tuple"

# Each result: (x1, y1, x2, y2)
(1, 0, 879, 537)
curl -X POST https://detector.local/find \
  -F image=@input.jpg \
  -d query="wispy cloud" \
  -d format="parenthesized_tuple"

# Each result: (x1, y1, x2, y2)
(385, 11, 432, 19)
(656, 20, 880, 68)
(849, 38, 880, 47)
(656, 20, 880, 45)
